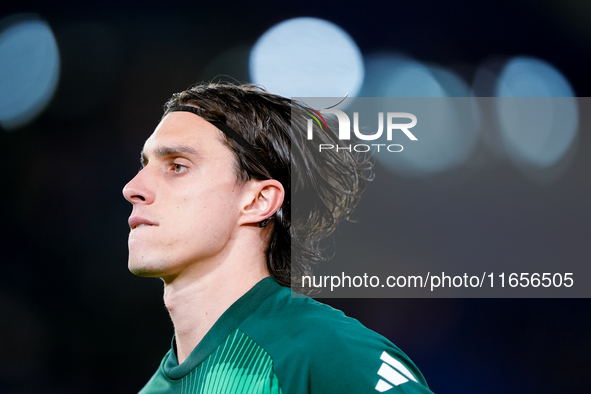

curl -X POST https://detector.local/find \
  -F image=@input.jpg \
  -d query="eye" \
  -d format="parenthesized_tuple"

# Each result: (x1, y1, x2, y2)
(172, 163, 188, 174)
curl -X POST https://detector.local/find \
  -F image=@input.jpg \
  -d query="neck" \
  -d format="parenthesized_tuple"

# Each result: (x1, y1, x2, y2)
(162, 242, 269, 364)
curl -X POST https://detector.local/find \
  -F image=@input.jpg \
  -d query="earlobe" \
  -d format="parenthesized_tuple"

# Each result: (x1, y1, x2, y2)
(241, 179, 284, 227)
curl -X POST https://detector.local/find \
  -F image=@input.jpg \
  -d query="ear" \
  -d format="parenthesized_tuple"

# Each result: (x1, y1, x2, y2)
(240, 179, 285, 226)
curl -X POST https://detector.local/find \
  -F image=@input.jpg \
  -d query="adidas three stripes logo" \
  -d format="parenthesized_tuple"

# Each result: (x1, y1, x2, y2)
(374, 351, 418, 392)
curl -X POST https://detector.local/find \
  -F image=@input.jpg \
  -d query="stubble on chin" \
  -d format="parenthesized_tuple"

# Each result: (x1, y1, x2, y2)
(128, 255, 167, 278)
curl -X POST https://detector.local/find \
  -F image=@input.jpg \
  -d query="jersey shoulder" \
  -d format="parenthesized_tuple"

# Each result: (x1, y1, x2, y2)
(240, 285, 433, 394)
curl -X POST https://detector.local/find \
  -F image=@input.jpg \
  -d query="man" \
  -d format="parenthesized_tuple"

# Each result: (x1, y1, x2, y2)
(123, 82, 433, 393)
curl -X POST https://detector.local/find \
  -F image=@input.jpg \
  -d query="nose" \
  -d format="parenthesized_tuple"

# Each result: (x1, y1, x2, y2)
(123, 169, 154, 204)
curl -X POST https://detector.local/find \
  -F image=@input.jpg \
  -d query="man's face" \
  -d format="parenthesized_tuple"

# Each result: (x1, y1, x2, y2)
(123, 111, 246, 280)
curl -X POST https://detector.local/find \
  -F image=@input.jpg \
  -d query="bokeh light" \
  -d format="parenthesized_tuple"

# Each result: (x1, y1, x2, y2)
(495, 57, 578, 170)
(495, 56, 575, 97)
(0, 14, 60, 130)
(429, 65, 472, 98)
(360, 53, 480, 177)
(360, 53, 446, 97)
(249, 17, 364, 98)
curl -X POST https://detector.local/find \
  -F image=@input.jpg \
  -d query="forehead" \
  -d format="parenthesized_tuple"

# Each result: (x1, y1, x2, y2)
(142, 111, 227, 156)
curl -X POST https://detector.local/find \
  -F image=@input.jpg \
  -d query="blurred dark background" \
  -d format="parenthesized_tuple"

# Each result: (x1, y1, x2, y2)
(1, 0, 590, 393)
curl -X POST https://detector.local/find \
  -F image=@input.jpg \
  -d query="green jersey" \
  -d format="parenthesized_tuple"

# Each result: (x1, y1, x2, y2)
(139, 277, 433, 394)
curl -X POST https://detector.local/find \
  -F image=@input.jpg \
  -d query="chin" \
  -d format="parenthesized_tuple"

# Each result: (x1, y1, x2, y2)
(129, 266, 160, 277)
(129, 266, 156, 278)
(128, 256, 165, 278)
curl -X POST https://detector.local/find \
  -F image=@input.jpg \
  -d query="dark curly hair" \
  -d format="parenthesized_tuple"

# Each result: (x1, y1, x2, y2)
(163, 82, 369, 292)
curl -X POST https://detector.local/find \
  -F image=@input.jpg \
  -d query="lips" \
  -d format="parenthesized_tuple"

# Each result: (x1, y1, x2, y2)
(128, 216, 157, 230)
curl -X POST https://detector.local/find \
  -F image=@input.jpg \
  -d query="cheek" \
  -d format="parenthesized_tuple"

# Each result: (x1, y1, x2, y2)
(177, 191, 240, 238)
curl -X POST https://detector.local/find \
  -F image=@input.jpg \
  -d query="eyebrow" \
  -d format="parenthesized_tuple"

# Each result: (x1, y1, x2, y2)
(140, 144, 199, 165)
